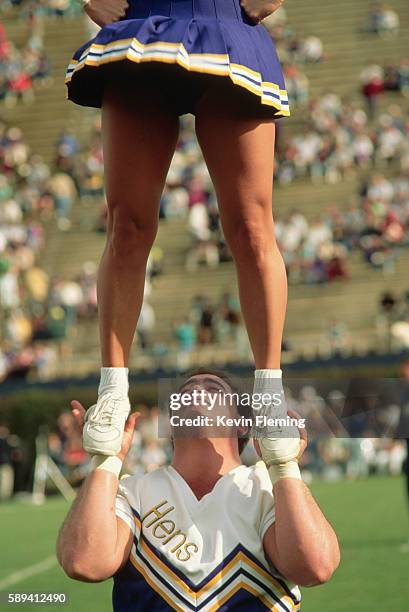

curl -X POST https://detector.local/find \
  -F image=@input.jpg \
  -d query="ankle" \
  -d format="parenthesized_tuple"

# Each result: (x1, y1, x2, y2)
(253, 369, 286, 418)
(98, 367, 129, 397)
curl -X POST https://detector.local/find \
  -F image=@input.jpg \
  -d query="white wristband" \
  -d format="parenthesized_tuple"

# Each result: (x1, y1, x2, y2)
(91, 455, 123, 478)
(267, 460, 302, 486)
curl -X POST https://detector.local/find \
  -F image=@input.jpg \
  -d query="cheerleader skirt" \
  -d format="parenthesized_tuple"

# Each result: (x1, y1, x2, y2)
(65, 0, 290, 118)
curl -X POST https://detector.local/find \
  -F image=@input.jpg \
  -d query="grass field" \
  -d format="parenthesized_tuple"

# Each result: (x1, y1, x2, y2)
(0, 477, 408, 611)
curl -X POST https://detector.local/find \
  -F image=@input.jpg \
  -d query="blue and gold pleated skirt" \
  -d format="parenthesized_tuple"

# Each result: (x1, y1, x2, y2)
(65, 0, 290, 118)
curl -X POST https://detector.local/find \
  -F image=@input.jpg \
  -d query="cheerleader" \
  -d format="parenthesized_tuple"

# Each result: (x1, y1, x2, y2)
(65, 0, 290, 455)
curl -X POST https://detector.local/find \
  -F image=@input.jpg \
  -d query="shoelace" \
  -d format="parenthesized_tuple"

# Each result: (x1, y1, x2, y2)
(89, 393, 121, 426)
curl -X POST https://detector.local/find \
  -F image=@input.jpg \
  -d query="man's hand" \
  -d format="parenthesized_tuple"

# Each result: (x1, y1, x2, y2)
(240, 0, 285, 24)
(71, 400, 139, 462)
(83, 0, 129, 28)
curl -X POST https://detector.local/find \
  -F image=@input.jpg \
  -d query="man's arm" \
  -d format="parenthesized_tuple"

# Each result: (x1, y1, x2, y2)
(256, 412, 340, 587)
(263, 479, 340, 587)
(56, 470, 133, 582)
(56, 404, 139, 582)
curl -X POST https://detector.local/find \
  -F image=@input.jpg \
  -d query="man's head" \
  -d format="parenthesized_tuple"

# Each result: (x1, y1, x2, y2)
(169, 368, 251, 455)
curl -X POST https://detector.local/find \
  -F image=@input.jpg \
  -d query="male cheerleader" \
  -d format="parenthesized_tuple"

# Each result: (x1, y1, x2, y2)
(57, 371, 340, 611)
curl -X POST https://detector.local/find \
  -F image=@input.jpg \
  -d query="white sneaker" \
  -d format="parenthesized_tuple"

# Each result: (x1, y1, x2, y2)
(83, 391, 131, 456)
(251, 385, 300, 461)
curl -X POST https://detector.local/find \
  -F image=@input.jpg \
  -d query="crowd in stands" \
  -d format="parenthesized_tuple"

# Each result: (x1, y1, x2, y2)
(358, 173, 409, 268)
(361, 61, 409, 118)
(158, 100, 409, 283)
(275, 170, 409, 282)
(264, 4, 403, 109)
(275, 211, 350, 284)
(0, 120, 101, 382)
(0, 7, 52, 107)
(54, 121, 104, 205)
(172, 292, 250, 368)
(0, 115, 169, 382)
(276, 97, 409, 185)
(276, 171, 409, 281)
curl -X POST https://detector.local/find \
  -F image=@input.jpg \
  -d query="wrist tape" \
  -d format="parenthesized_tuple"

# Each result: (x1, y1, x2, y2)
(267, 460, 302, 485)
(91, 455, 123, 478)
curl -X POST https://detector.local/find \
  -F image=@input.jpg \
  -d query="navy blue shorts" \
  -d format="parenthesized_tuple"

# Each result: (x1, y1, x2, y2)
(99, 60, 280, 119)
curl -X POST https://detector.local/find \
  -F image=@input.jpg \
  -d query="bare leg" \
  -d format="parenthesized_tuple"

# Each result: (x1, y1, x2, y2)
(195, 87, 286, 369)
(99, 80, 180, 366)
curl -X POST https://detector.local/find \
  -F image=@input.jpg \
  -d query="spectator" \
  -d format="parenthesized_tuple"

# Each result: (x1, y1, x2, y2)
(47, 171, 76, 228)
(360, 63, 384, 118)
(364, 3, 400, 37)
(174, 317, 196, 370)
(301, 36, 324, 63)
(326, 319, 350, 354)
(198, 303, 215, 345)
(283, 63, 309, 105)
(0, 11, 52, 107)
(378, 4, 400, 38)
(398, 58, 409, 96)
(376, 291, 398, 350)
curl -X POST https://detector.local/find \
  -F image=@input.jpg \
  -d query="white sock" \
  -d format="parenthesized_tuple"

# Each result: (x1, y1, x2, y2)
(98, 367, 129, 397)
(253, 368, 286, 421)
(254, 369, 282, 380)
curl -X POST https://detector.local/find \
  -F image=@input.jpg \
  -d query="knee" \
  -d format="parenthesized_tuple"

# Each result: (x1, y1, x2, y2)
(107, 208, 157, 263)
(224, 213, 278, 269)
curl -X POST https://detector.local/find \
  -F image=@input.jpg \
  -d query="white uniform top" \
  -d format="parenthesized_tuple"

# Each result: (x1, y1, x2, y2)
(114, 462, 301, 612)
